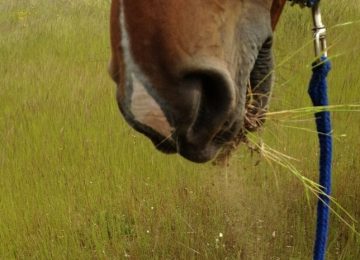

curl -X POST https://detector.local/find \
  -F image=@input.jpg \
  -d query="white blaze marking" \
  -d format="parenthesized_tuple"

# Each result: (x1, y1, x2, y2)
(130, 74, 174, 137)
(119, 1, 173, 138)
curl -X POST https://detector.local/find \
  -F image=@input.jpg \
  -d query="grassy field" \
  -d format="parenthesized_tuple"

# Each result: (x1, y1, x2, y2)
(1, 0, 359, 259)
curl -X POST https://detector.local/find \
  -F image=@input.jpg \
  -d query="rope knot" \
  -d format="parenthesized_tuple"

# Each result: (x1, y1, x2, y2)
(308, 57, 332, 107)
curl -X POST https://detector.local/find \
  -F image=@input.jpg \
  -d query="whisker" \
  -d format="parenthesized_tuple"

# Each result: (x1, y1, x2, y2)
(155, 133, 174, 148)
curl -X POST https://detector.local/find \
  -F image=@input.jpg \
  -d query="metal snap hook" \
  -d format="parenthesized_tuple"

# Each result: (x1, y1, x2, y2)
(312, 1, 327, 60)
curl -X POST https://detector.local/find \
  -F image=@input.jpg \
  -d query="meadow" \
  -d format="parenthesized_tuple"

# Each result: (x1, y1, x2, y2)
(0, 0, 359, 259)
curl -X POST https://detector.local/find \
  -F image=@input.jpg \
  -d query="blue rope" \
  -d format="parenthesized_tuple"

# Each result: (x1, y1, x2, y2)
(287, 1, 332, 259)
(308, 57, 332, 260)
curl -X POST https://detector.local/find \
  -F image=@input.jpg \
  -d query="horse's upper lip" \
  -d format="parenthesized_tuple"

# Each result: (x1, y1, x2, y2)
(152, 117, 236, 163)
(147, 119, 239, 163)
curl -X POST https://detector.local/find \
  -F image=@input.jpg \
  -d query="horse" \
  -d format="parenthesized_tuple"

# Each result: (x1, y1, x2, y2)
(109, 0, 287, 163)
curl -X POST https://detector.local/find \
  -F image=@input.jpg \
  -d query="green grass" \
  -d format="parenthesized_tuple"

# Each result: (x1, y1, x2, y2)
(0, 0, 359, 259)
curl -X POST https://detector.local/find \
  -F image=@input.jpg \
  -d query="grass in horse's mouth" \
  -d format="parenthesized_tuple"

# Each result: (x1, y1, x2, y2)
(214, 81, 268, 166)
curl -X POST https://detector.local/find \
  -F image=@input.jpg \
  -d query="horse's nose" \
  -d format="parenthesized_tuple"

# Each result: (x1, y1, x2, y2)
(177, 67, 237, 162)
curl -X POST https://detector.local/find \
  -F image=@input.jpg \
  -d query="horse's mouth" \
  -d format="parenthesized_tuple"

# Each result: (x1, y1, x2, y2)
(139, 125, 238, 157)
(137, 101, 263, 163)
(152, 117, 245, 163)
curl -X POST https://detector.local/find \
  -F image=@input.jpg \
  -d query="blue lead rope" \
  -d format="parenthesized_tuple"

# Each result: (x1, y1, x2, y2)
(289, 1, 332, 259)
(308, 58, 332, 260)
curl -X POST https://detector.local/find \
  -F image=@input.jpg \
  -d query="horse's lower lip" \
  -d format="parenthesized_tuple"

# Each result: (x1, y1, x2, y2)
(176, 126, 237, 163)
(153, 133, 219, 162)
(177, 141, 220, 163)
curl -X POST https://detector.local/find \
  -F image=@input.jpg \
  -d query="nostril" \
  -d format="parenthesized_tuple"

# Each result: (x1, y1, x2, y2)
(183, 70, 234, 116)
(181, 69, 235, 146)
